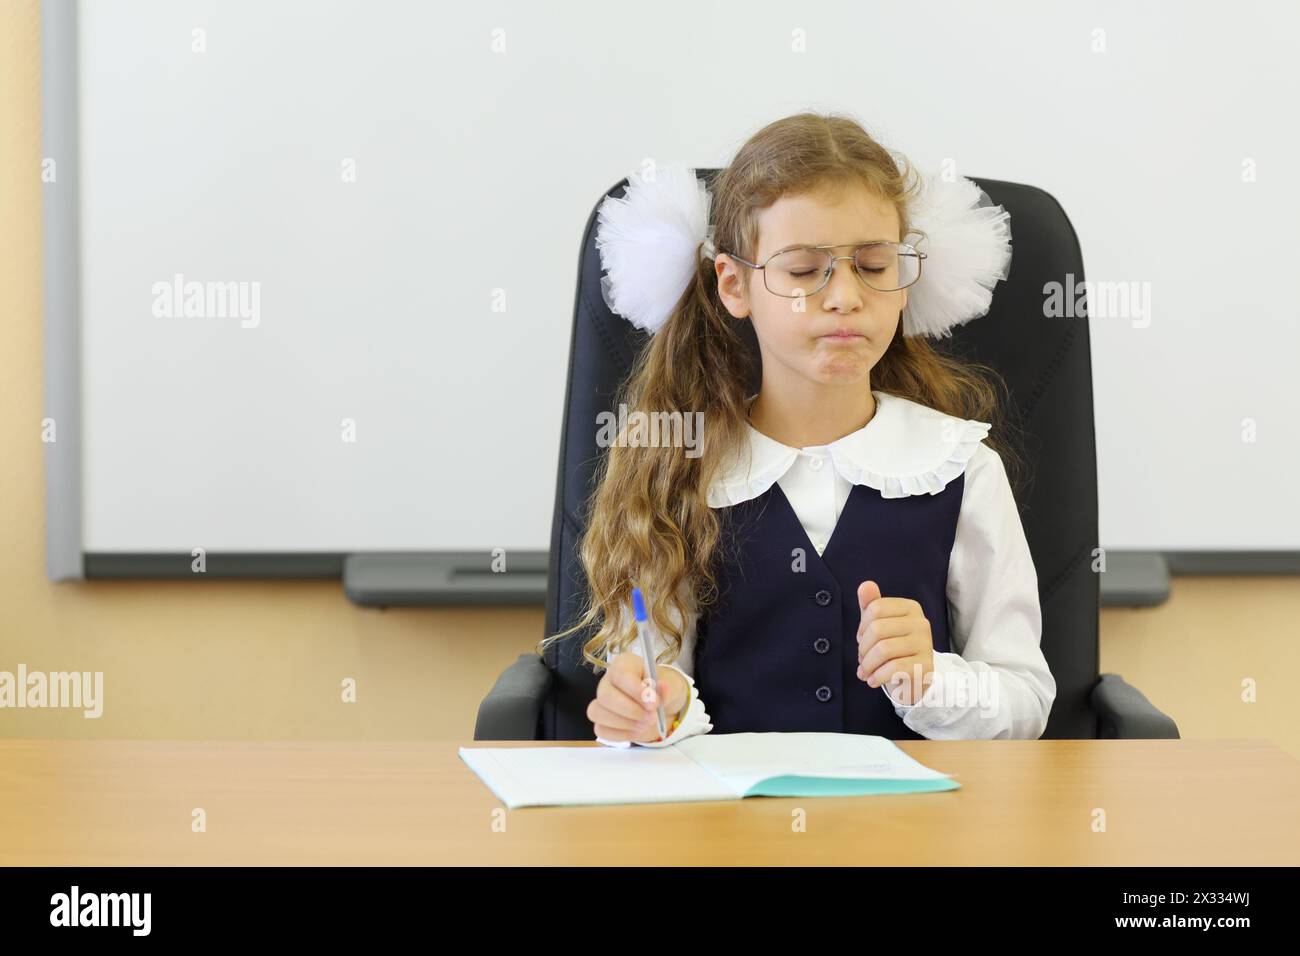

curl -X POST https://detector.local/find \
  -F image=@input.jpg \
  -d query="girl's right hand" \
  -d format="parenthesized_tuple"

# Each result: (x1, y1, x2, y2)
(588, 652, 687, 743)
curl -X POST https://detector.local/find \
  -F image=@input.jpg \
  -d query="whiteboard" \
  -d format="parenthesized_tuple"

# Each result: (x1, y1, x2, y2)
(48, 0, 1300, 574)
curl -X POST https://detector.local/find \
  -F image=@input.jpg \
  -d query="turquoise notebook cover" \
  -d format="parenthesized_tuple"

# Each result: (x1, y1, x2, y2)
(746, 775, 961, 798)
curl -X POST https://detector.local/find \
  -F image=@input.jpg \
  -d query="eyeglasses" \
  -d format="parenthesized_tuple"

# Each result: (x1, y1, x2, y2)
(720, 235, 927, 297)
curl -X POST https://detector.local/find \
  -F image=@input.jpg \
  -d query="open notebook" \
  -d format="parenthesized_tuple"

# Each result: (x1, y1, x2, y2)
(459, 732, 960, 808)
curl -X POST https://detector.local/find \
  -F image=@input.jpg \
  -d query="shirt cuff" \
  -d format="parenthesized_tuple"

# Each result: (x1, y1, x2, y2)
(880, 651, 963, 717)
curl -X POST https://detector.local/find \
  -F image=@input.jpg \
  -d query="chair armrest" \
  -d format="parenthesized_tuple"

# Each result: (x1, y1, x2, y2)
(474, 652, 554, 740)
(1091, 673, 1180, 739)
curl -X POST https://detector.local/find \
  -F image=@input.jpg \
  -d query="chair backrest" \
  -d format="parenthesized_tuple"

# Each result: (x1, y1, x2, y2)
(541, 170, 1100, 740)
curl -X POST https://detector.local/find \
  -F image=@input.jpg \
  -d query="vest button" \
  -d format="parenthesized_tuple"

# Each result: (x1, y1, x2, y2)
(815, 685, 833, 702)
(814, 589, 832, 606)
(813, 637, 831, 654)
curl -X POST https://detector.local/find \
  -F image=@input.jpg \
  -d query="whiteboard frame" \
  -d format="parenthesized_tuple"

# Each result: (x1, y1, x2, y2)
(40, 0, 1299, 601)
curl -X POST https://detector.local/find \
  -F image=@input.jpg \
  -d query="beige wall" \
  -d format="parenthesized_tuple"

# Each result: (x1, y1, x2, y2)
(3, 1, 1296, 756)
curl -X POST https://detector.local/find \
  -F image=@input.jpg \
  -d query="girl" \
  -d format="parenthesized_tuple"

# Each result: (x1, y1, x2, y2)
(539, 111, 1055, 747)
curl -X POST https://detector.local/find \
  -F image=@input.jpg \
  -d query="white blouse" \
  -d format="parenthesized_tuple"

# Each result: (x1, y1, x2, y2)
(597, 389, 1057, 748)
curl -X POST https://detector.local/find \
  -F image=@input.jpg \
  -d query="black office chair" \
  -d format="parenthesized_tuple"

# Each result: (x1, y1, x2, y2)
(475, 169, 1179, 742)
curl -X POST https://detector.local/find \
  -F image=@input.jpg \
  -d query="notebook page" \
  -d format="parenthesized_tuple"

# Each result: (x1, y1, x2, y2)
(458, 744, 737, 808)
(676, 732, 957, 796)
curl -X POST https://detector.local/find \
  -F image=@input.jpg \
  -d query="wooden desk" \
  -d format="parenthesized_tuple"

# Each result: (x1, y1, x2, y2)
(1, 738, 1296, 865)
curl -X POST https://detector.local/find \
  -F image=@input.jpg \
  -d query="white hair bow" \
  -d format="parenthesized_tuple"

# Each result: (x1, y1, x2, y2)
(595, 162, 1012, 339)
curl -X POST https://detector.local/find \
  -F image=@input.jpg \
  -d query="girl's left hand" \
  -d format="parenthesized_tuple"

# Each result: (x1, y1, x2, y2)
(855, 580, 935, 706)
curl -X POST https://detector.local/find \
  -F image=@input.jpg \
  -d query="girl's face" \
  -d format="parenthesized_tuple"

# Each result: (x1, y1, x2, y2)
(715, 183, 906, 389)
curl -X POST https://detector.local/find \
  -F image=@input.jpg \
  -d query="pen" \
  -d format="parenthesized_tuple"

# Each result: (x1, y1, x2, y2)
(630, 587, 668, 740)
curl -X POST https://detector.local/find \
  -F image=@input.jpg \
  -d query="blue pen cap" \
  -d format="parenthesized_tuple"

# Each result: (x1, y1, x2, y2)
(630, 587, 648, 623)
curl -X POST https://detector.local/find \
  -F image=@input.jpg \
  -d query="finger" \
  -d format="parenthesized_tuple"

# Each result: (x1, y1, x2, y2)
(857, 580, 882, 619)
(609, 651, 647, 682)
(867, 656, 926, 697)
(592, 714, 646, 736)
(608, 654, 659, 709)
(857, 634, 914, 677)
(588, 696, 640, 731)
(589, 698, 654, 733)
(631, 718, 666, 744)
(597, 672, 651, 723)
(635, 676, 664, 710)
(594, 722, 644, 742)
(859, 597, 916, 628)
(608, 655, 670, 714)
(857, 613, 912, 648)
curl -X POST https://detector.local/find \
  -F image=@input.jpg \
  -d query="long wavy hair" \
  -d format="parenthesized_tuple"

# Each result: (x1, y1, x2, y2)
(537, 111, 1025, 674)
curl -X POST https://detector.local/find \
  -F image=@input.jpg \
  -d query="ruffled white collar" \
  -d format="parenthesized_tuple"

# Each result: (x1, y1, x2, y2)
(707, 389, 992, 507)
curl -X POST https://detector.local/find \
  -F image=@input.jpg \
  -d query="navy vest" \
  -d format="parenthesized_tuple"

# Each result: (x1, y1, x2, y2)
(695, 477, 964, 739)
